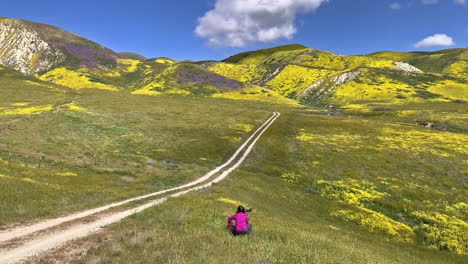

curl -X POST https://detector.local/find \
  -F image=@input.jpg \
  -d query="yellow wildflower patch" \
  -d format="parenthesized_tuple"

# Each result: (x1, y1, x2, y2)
(39, 68, 119, 91)
(280, 172, 302, 184)
(444, 60, 468, 80)
(166, 89, 191, 95)
(22, 178, 61, 189)
(332, 206, 414, 243)
(0, 174, 60, 189)
(132, 65, 191, 95)
(120, 133, 145, 139)
(55, 172, 78, 177)
(230, 124, 253, 133)
(0, 105, 53, 116)
(341, 104, 373, 114)
(316, 179, 385, 206)
(335, 74, 414, 104)
(297, 132, 363, 147)
(427, 80, 468, 101)
(67, 103, 88, 112)
(208, 62, 265, 83)
(222, 136, 241, 143)
(377, 128, 468, 157)
(217, 198, 248, 207)
(266, 64, 332, 97)
(154, 58, 175, 64)
(212, 86, 298, 105)
(12, 102, 30, 106)
(411, 211, 468, 254)
(118, 59, 140, 72)
(131, 87, 162, 96)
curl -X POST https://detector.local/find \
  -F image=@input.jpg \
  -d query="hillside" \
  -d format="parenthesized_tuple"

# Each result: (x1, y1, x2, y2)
(0, 17, 120, 74)
(1, 17, 465, 108)
(369, 48, 468, 80)
(118, 52, 147, 61)
(205, 44, 467, 104)
(0, 18, 264, 97)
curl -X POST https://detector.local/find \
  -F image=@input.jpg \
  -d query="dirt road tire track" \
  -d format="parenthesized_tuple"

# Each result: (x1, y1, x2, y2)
(0, 112, 278, 244)
(0, 112, 280, 264)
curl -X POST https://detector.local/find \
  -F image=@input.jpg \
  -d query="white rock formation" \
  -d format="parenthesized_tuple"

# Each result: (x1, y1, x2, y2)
(300, 71, 360, 101)
(394, 62, 422, 73)
(0, 19, 64, 74)
(259, 66, 283, 86)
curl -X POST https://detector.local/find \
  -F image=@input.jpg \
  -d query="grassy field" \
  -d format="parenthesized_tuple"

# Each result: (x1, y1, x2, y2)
(0, 84, 277, 225)
(0, 66, 466, 262)
(41, 107, 467, 263)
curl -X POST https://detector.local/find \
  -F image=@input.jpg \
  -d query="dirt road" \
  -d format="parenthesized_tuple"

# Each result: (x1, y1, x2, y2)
(0, 112, 280, 264)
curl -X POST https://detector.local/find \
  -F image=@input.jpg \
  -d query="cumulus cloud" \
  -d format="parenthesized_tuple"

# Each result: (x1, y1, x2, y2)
(454, 0, 465, 5)
(413, 34, 455, 48)
(421, 0, 438, 4)
(195, 0, 328, 47)
(389, 2, 401, 9)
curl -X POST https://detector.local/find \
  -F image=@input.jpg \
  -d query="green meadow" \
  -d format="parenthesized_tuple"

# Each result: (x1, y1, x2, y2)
(2, 75, 466, 262)
(46, 105, 467, 263)
(0, 78, 274, 225)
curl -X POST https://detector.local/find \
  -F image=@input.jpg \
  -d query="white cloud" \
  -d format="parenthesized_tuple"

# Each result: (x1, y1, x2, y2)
(421, 0, 438, 4)
(454, 0, 465, 5)
(389, 2, 401, 9)
(413, 34, 455, 48)
(195, 0, 328, 47)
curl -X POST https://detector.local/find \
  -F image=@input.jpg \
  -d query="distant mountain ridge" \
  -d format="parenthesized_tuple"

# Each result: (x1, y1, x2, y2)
(204, 43, 467, 109)
(0, 17, 466, 109)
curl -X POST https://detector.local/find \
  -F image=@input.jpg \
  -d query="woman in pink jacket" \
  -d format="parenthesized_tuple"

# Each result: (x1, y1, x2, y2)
(227, 206, 252, 236)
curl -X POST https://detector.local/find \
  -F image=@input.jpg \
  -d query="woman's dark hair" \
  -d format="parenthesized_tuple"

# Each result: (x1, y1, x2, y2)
(237, 205, 245, 213)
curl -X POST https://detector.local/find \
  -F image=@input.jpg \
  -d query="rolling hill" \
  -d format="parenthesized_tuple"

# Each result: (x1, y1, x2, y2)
(204, 44, 467, 107)
(0, 17, 119, 74)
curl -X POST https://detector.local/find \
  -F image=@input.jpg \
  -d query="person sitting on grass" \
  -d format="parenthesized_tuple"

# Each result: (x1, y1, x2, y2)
(227, 205, 252, 236)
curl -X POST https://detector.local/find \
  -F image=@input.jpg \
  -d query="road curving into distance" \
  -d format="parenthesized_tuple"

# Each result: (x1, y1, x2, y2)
(0, 112, 280, 264)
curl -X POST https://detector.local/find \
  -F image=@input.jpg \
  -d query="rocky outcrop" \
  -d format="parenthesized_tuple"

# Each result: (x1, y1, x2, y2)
(0, 19, 64, 74)
(299, 71, 360, 104)
(394, 62, 422, 73)
(0, 18, 119, 75)
(258, 66, 284, 86)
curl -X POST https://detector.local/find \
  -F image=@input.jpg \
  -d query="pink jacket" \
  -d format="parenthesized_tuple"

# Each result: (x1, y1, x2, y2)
(227, 212, 249, 231)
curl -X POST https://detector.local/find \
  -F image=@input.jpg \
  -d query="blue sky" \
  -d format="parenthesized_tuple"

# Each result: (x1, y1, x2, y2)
(3, 0, 467, 61)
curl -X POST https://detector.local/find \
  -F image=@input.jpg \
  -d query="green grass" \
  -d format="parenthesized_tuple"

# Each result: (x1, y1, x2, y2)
(6, 98, 463, 262)
(223, 44, 308, 64)
(117, 52, 147, 61)
(0, 88, 275, 225)
(67, 174, 464, 264)
(53, 108, 467, 263)
(0, 74, 73, 119)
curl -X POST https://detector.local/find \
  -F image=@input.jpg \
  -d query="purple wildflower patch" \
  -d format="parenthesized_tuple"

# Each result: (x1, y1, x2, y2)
(176, 67, 242, 91)
(57, 42, 117, 68)
(28, 22, 118, 69)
